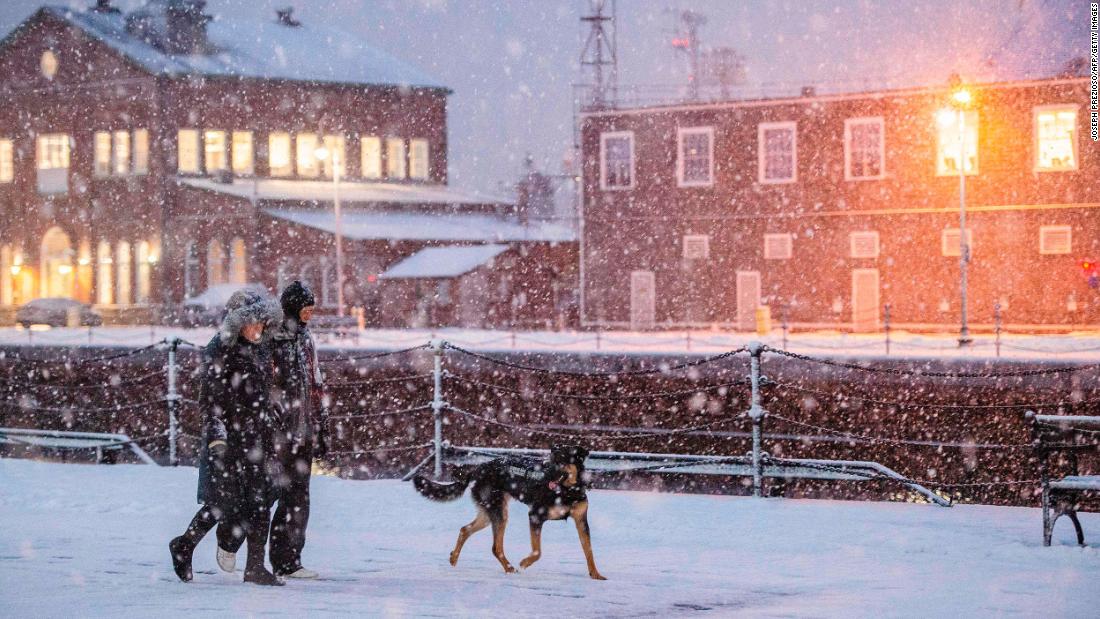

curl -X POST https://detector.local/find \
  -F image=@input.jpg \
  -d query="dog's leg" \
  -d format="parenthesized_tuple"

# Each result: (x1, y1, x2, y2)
(570, 501, 606, 580)
(489, 501, 517, 574)
(520, 515, 544, 569)
(450, 508, 490, 567)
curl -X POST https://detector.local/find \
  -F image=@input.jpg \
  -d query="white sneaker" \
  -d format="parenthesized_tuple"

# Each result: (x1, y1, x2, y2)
(283, 567, 319, 579)
(216, 547, 237, 573)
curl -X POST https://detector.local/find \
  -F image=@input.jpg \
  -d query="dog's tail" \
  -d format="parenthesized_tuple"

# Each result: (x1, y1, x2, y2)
(413, 465, 476, 502)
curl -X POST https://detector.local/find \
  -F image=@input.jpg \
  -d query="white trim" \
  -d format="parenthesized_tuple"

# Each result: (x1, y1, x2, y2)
(849, 231, 880, 259)
(599, 131, 635, 191)
(941, 228, 974, 257)
(1039, 225, 1072, 255)
(676, 126, 714, 187)
(1033, 104, 1079, 173)
(843, 117, 885, 181)
(763, 233, 793, 260)
(757, 121, 797, 184)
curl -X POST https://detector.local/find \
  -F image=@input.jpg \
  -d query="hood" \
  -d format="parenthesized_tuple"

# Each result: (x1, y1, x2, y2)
(218, 288, 282, 346)
(280, 280, 316, 322)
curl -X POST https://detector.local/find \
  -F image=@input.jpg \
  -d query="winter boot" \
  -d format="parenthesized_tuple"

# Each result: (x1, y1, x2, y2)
(281, 566, 319, 579)
(169, 536, 194, 583)
(216, 547, 237, 573)
(243, 537, 284, 586)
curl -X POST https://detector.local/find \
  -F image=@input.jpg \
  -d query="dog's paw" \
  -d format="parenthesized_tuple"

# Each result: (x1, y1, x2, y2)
(503, 565, 518, 574)
(589, 572, 607, 581)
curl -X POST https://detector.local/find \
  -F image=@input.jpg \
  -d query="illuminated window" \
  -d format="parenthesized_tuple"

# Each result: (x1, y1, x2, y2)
(677, 127, 713, 187)
(94, 131, 111, 177)
(204, 130, 227, 173)
(177, 129, 199, 173)
(116, 240, 132, 305)
(268, 132, 292, 176)
(360, 136, 381, 179)
(845, 117, 885, 180)
(386, 137, 406, 178)
(0, 139, 12, 183)
(409, 138, 429, 180)
(207, 240, 226, 287)
(296, 133, 320, 177)
(229, 237, 247, 284)
(0, 244, 11, 306)
(136, 240, 151, 304)
(1034, 106, 1077, 172)
(96, 240, 113, 305)
(112, 130, 130, 175)
(600, 131, 634, 190)
(758, 122, 796, 183)
(322, 134, 346, 179)
(936, 110, 978, 176)
(133, 129, 149, 174)
(231, 131, 253, 175)
(36, 133, 70, 194)
(764, 233, 793, 259)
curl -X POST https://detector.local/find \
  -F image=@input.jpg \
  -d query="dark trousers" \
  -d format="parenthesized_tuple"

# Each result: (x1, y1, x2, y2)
(220, 438, 312, 575)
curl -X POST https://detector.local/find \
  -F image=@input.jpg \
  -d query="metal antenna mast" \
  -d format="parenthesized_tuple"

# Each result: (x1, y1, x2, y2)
(580, 0, 618, 109)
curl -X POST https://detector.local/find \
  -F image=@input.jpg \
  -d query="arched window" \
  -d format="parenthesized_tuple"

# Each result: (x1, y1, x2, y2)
(0, 244, 11, 306)
(75, 238, 92, 304)
(183, 242, 200, 298)
(96, 240, 113, 305)
(229, 237, 247, 284)
(207, 240, 226, 288)
(40, 227, 74, 299)
(136, 241, 152, 304)
(116, 241, 132, 305)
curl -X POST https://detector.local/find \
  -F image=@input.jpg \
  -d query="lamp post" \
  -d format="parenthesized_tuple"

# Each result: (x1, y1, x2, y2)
(315, 145, 345, 317)
(944, 82, 973, 346)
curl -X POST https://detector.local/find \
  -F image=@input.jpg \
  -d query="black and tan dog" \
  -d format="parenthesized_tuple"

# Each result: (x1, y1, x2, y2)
(413, 445, 606, 580)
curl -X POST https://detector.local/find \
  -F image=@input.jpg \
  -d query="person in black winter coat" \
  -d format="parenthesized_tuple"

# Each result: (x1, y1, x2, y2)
(169, 289, 284, 586)
(216, 280, 328, 579)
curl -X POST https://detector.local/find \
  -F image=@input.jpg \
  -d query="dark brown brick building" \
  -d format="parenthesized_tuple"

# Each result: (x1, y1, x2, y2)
(0, 1, 575, 327)
(579, 77, 1098, 332)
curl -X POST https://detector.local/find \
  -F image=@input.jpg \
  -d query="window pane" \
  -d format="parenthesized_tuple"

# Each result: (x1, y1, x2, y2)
(296, 133, 320, 177)
(96, 240, 113, 305)
(680, 130, 710, 184)
(0, 139, 12, 183)
(133, 129, 149, 174)
(1036, 108, 1076, 171)
(847, 120, 883, 179)
(36, 134, 70, 194)
(94, 132, 111, 177)
(116, 241, 131, 305)
(113, 130, 130, 175)
(178, 129, 199, 173)
(322, 134, 346, 178)
(762, 126, 795, 181)
(204, 130, 227, 173)
(603, 134, 632, 187)
(409, 138, 429, 180)
(386, 137, 406, 178)
(232, 131, 253, 174)
(268, 132, 292, 176)
(360, 136, 381, 178)
(936, 110, 978, 175)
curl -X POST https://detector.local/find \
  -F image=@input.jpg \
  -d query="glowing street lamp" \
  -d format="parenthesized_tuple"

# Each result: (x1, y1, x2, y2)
(945, 77, 974, 346)
(314, 144, 345, 317)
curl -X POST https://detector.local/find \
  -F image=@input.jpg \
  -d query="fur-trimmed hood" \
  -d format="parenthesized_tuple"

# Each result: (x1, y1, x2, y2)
(218, 288, 283, 346)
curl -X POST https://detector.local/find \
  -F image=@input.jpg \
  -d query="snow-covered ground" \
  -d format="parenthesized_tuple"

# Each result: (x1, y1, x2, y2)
(1, 458, 1097, 618)
(3, 325, 1100, 362)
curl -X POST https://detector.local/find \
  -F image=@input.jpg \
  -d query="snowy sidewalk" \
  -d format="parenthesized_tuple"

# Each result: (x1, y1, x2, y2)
(1, 459, 1097, 618)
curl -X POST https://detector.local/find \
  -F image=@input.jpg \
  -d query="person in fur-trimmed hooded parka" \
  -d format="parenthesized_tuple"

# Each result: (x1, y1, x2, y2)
(169, 289, 284, 586)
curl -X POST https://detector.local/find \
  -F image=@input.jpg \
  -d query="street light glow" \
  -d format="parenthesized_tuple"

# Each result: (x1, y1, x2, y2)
(951, 88, 972, 106)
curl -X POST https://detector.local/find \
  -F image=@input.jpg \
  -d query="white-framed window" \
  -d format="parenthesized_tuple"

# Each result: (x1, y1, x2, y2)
(1039, 225, 1072, 255)
(177, 129, 200, 174)
(849, 231, 880, 258)
(757, 121, 797, 184)
(764, 233, 793, 259)
(844, 117, 885, 180)
(229, 237, 247, 284)
(295, 133, 320, 177)
(203, 130, 227, 173)
(115, 240, 132, 305)
(206, 240, 226, 287)
(0, 139, 12, 183)
(133, 129, 149, 175)
(268, 132, 292, 176)
(1034, 105, 1078, 172)
(360, 136, 382, 179)
(36, 133, 70, 194)
(409, 138, 429, 180)
(935, 110, 978, 176)
(96, 240, 113, 305)
(231, 131, 253, 175)
(941, 228, 974, 257)
(386, 137, 406, 179)
(677, 127, 713, 187)
(321, 134, 346, 179)
(112, 130, 130, 176)
(599, 131, 634, 190)
(682, 234, 710, 260)
(94, 131, 111, 177)
(136, 240, 151, 304)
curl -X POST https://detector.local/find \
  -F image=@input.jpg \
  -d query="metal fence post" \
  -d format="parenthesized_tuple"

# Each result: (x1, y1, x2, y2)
(430, 339, 445, 479)
(884, 303, 891, 355)
(994, 302, 1002, 358)
(781, 306, 789, 351)
(747, 341, 767, 498)
(166, 337, 180, 467)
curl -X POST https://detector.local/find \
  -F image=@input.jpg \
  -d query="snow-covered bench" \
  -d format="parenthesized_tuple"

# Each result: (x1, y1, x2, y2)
(1027, 413, 1100, 546)
(0, 428, 157, 465)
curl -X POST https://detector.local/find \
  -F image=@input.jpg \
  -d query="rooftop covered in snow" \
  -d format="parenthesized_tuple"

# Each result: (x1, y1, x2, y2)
(379, 244, 509, 280)
(180, 177, 509, 207)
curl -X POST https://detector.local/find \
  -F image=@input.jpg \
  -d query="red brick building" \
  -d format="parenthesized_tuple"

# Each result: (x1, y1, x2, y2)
(0, 1, 575, 327)
(579, 77, 1098, 332)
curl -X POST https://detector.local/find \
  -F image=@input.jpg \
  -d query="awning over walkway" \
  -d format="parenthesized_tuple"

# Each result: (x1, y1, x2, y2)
(379, 245, 509, 279)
